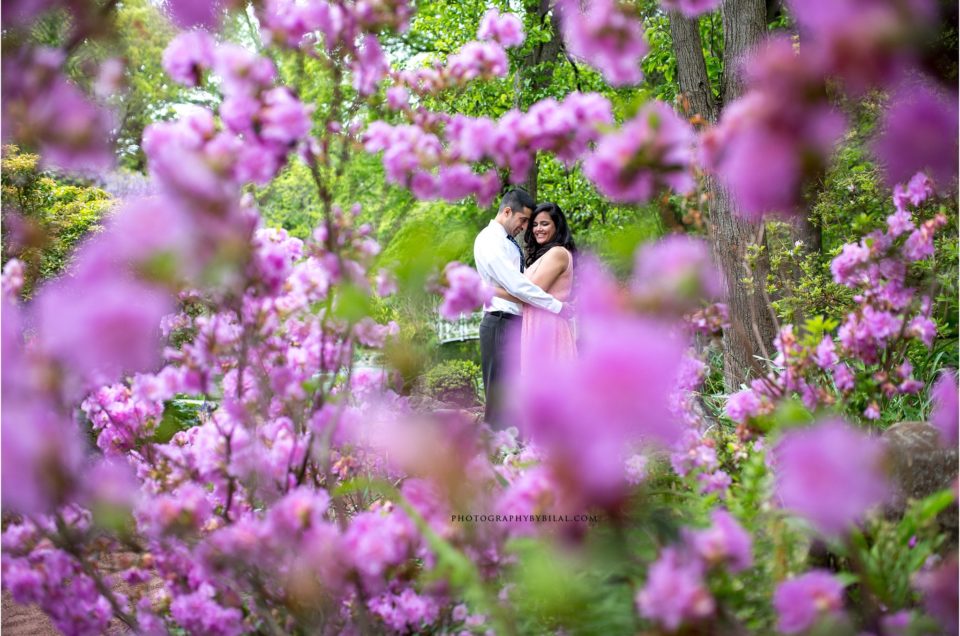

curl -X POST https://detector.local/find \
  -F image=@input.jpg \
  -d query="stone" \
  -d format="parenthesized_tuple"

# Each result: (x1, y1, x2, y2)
(882, 421, 958, 536)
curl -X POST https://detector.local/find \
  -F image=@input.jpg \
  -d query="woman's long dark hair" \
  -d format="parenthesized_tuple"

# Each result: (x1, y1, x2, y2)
(523, 202, 576, 269)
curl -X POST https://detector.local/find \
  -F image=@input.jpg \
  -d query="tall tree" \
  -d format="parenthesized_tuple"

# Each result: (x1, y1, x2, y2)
(669, 0, 779, 389)
(518, 0, 565, 200)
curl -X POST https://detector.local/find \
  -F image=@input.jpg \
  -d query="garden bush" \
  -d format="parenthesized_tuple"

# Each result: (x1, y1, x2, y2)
(422, 359, 482, 406)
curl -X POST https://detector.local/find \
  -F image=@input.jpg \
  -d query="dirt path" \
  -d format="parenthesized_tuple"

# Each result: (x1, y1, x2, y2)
(1, 591, 61, 636)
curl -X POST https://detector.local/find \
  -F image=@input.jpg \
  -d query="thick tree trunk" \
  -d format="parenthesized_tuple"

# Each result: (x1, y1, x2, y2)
(715, 0, 778, 389)
(720, 0, 767, 107)
(670, 0, 778, 389)
(668, 14, 716, 122)
(519, 0, 563, 200)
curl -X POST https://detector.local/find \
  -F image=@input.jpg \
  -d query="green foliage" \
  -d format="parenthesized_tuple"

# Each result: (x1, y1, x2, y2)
(849, 490, 954, 611)
(1, 145, 113, 296)
(152, 399, 205, 444)
(422, 359, 481, 405)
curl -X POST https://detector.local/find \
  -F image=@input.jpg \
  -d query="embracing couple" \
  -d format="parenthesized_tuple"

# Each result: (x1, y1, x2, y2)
(474, 189, 577, 428)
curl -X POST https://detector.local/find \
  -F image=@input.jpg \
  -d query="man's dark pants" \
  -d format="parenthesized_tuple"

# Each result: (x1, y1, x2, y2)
(479, 311, 519, 429)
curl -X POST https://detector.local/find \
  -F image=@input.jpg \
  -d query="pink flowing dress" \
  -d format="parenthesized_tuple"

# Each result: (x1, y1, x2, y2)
(520, 248, 576, 375)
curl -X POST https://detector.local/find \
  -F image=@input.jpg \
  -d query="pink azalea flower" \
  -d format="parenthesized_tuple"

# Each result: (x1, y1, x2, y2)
(914, 556, 959, 636)
(259, 87, 313, 144)
(774, 570, 845, 634)
(560, 0, 648, 86)
(773, 419, 889, 535)
(477, 9, 525, 48)
(439, 262, 492, 319)
(162, 30, 216, 87)
(660, 0, 721, 18)
(166, 0, 223, 29)
(688, 509, 753, 573)
(873, 81, 959, 190)
(352, 35, 389, 96)
(636, 547, 715, 630)
(584, 101, 696, 203)
(930, 371, 959, 446)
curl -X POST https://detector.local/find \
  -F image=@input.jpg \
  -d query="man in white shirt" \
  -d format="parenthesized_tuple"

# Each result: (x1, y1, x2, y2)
(474, 189, 568, 428)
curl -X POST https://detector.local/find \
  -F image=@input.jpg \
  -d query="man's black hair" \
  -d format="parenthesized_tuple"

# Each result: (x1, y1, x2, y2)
(498, 189, 535, 214)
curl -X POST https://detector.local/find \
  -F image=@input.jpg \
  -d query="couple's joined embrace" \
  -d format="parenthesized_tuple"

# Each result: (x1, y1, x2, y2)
(474, 189, 576, 428)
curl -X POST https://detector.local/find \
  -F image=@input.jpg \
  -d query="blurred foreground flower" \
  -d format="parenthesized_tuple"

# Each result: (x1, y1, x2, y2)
(438, 262, 492, 320)
(773, 419, 890, 536)
(774, 570, 845, 634)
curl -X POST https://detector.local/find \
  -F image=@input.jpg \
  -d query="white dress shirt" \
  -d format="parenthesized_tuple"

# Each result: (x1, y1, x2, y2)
(473, 220, 562, 315)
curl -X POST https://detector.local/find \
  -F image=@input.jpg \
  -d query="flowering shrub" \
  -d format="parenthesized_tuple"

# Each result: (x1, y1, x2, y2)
(1, 0, 957, 635)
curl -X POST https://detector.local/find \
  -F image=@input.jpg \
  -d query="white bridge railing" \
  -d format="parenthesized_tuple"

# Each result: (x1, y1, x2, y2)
(436, 311, 483, 343)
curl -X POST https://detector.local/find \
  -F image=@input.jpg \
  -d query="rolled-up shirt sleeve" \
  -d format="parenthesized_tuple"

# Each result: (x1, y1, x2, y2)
(486, 240, 562, 314)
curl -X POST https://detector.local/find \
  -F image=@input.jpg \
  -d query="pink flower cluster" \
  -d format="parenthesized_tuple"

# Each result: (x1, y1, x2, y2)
(559, 0, 648, 86)
(477, 8, 525, 48)
(637, 509, 752, 630)
(258, 0, 411, 51)
(725, 174, 946, 424)
(2, 47, 114, 172)
(700, 37, 846, 219)
(1, 258, 25, 299)
(705, 0, 955, 220)
(773, 569, 845, 634)
(631, 234, 721, 313)
(438, 262, 493, 320)
(158, 36, 313, 189)
(364, 91, 613, 204)
(584, 100, 696, 204)
(772, 418, 890, 536)
(391, 15, 516, 100)
(659, 0, 721, 18)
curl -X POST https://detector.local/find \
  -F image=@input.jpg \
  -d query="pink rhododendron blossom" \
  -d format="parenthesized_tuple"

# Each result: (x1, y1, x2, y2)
(259, 87, 313, 144)
(439, 262, 492, 319)
(625, 454, 648, 485)
(914, 556, 959, 636)
(584, 101, 695, 203)
(813, 336, 839, 369)
(214, 43, 277, 97)
(1, 401, 85, 514)
(701, 38, 846, 219)
(774, 570, 845, 634)
(2, 50, 115, 172)
(632, 235, 721, 311)
(512, 260, 685, 506)
(636, 547, 714, 630)
(560, 0, 648, 86)
(725, 389, 763, 424)
(447, 41, 509, 82)
(1, 258, 25, 298)
(688, 509, 753, 573)
(477, 9, 525, 48)
(698, 469, 732, 495)
(873, 82, 959, 190)
(385, 85, 409, 110)
(35, 274, 172, 385)
(670, 430, 719, 477)
(660, 0, 721, 17)
(930, 371, 959, 446)
(169, 583, 244, 636)
(162, 30, 216, 87)
(166, 0, 223, 29)
(352, 35, 389, 96)
(773, 419, 889, 535)
(259, 0, 331, 47)
(344, 507, 418, 584)
(368, 587, 442, 632)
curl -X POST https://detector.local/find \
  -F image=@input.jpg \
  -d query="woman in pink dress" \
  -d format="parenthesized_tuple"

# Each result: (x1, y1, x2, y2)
(493, 202, 577, 373)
